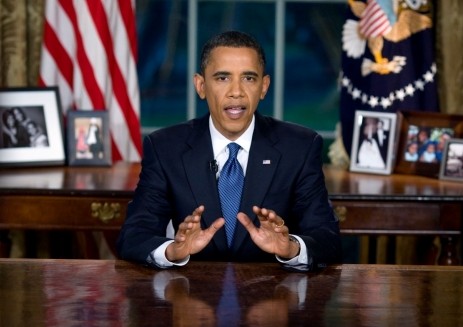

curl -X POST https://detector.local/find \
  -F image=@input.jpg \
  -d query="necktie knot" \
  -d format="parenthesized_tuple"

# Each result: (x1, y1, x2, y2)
(227, 142, 240, 160)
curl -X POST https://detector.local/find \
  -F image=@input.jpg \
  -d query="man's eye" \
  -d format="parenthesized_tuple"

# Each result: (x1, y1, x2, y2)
(243, 76, 256, 82)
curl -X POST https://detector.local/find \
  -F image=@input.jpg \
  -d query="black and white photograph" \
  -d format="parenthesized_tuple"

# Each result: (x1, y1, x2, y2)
(0, 87, 65, 166)
(67, 110, 111, 166)
(439, 138, 463, 182)
(349, 110, 398, 175)
(1, 106, 49, 149)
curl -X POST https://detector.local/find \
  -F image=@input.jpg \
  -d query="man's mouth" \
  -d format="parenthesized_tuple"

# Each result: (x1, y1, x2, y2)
(224, 106, 245, 117)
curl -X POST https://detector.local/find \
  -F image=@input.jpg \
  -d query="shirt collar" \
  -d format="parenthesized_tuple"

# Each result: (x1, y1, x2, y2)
(209, 115, 255, 157)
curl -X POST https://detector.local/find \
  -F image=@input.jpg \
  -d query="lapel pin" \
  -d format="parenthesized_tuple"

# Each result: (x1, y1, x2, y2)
(262, 160, 271, 165)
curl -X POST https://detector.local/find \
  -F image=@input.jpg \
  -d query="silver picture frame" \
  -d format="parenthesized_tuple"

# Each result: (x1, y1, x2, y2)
(67, 110, 112, 166)
(349, 110, 398, 175)
(0, 87, 65, 167)
(438, 138, 463, 182)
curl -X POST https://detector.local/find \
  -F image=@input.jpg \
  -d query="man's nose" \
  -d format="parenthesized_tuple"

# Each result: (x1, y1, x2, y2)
(228, 79, 244, 98)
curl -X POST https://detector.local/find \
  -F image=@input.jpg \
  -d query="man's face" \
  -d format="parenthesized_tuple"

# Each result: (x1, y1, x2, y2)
(194, 46, 270, 140)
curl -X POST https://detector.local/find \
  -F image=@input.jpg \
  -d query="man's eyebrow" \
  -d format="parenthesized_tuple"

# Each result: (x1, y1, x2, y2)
(242, 71, 259, 77)
(212, 71, 231, 77)
(211, 71, 260, 77)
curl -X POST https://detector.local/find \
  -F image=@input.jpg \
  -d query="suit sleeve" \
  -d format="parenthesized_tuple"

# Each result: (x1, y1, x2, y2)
(290, 133, 342, 269)
(116, 136, 174, 264)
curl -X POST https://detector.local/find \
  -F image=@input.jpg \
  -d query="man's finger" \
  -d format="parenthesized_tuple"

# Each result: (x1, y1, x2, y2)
(237, 212, 258, 233)
(207, 218, 225, 234)
(192, 205, 205, 216)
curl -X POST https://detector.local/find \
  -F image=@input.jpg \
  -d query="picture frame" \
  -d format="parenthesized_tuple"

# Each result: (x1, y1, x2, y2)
(67, 110, 112, 166)
(0, 87, 65, 167)
(394, 111, 463, 177)
(438, 138, 463, 182)
(349, 110, 398, 175)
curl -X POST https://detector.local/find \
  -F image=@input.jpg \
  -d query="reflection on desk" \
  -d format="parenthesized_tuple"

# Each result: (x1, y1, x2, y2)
(1, 259, 462, 326)
(150, 264, 314, 326)
(0, 163, 139, 193)
(0, 170, 65, 189)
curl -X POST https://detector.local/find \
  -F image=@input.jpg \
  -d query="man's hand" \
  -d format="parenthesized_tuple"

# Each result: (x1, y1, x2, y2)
(237, 206, 300, 259)
(165, 205, 225, 262)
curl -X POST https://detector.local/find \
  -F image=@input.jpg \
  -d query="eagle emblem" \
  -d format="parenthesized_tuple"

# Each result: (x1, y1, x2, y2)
(342, 0, 433, 76)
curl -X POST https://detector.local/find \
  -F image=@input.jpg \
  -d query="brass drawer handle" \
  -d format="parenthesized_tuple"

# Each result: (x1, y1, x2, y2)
(91, 202, 121, 223)
(334, 206, 347, 222)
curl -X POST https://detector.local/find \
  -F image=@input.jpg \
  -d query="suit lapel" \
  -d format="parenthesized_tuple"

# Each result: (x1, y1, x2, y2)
(233, 115, 281, 250)
(182, 115, 228, 251)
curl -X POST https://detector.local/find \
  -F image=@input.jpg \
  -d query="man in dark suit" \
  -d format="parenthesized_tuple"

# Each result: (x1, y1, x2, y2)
(117, 31, 341, 271)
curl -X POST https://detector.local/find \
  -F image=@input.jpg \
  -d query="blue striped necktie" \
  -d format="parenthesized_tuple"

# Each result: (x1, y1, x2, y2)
(218, 143, 244, 247)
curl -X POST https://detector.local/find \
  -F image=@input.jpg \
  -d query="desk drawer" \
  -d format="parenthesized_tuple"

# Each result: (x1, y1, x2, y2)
(332, 201, 461, 235)
(0, 195, 129, 230)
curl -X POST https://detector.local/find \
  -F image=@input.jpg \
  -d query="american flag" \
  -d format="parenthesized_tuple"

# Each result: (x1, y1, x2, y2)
(39, 0, 142, 162)
(359, 0, 392, 38)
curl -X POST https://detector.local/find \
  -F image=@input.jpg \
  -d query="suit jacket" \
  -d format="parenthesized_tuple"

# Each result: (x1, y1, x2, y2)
(373, 129, 389, 164)
(117, 113, 342, 269)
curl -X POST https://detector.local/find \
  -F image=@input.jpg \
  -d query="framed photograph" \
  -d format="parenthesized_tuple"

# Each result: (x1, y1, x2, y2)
(0, 87, 65, 167)
(438, 138, 463, 182)
(350, 110, 398, 175)
(394, 111, 463, 177)
(67, 110, 111, 166)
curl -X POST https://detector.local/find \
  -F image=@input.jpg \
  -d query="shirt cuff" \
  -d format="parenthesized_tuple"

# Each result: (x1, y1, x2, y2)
(147, 240, 190, 268)
(276, 234, 309, 266)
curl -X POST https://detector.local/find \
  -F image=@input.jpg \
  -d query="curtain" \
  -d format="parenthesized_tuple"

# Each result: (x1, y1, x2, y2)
(435, 0, 463, 115)
(0, 0, 44, 87)
(0, 0, 45, 258)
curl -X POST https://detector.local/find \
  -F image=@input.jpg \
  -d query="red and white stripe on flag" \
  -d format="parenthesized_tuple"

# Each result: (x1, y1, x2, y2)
(359, 0, 392, 38)
(39, 0, 142, 162)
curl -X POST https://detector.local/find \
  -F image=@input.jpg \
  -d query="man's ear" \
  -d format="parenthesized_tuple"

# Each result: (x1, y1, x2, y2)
(260, 74, 271, 100)
(193, 73, 206, 99)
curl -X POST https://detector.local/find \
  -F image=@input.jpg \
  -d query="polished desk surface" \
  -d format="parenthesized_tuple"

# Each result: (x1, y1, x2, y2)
(1, 259, 462, 326)
(1, 161, 462, 199)
(324, 165, 463, 202)
(0, 162, 141, 196)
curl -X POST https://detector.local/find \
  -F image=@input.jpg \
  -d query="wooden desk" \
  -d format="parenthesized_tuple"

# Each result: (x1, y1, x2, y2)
(0, 163, 462, 263)
(324, 166, 463, 264)
(0, 162, 140, 230)
(1, 259, 462, 326)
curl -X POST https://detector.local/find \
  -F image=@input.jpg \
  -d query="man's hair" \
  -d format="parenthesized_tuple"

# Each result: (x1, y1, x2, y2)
(199, 31, 266, 75)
